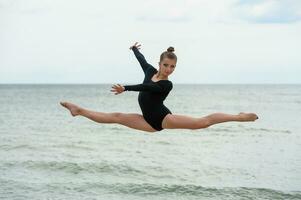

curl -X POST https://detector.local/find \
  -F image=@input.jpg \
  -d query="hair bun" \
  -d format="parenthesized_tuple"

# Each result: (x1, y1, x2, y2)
(167, 46, 175, 53)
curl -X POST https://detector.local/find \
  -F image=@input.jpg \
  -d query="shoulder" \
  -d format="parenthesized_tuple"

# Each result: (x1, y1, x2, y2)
(147, 65, 157, 72)
(166, 80, 173, 89)
(159, 80, 173, 91)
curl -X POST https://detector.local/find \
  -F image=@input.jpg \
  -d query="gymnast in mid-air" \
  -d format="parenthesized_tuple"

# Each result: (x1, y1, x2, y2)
(60, 42, 258, 132)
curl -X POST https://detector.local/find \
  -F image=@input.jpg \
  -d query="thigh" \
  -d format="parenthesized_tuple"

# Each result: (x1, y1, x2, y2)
(162, 114, 200, 129)
(117, 113, 157, 133)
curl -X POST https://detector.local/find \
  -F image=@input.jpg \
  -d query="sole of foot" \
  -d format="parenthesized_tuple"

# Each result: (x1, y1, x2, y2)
(60, 101, 81, 117)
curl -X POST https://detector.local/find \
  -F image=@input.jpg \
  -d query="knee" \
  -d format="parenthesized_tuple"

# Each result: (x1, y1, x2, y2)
(112, 112, 123, 123)
(196, 117, 211, 129)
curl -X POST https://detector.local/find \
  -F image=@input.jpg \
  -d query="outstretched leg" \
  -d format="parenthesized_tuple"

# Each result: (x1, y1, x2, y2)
(60, 102, 157, 132)
(162, 112, 258, 130)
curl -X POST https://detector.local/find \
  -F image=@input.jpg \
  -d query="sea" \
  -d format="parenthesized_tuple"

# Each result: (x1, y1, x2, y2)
(0, 84, 300, 200)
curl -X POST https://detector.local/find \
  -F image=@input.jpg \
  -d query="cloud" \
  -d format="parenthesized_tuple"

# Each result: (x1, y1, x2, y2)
(134, 0, 198, 23)
(133, 0, 301, 24)
(233, 0, 301, 23)
(135, 15, 191, 23)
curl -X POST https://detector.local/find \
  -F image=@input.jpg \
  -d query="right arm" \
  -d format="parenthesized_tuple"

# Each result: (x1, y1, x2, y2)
(110, 82, 173, 95)
(124, 82, 172, 93)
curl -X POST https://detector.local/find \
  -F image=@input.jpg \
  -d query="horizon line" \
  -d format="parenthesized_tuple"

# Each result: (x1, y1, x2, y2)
(0, 83, 300, 85)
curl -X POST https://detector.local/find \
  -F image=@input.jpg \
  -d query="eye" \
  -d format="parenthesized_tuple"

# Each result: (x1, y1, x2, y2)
(163, 63, 168, 67)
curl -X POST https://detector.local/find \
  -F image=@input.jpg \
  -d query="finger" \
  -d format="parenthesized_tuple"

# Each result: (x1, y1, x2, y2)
(137, 44, 141, 47)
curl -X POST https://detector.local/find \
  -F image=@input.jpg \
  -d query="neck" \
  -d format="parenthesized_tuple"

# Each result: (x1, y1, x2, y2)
(156, 71, 168, 80)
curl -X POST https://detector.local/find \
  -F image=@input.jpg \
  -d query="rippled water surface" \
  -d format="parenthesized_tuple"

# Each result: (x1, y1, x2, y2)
(0, 84, 300, 199)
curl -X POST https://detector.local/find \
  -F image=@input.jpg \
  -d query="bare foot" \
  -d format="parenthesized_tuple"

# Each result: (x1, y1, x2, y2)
(238, 112, 258, 122)
(60, 101, 81, 116)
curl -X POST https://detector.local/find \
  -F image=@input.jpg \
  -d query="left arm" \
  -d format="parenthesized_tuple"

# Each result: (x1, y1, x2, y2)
(129, 42, 154, 74)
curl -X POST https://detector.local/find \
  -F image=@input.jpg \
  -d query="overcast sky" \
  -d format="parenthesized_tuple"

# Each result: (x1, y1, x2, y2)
(1, 0, 301, 84)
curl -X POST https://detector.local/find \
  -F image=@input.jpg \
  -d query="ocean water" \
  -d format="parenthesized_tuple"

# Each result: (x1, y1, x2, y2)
(0, 84, 300, 200)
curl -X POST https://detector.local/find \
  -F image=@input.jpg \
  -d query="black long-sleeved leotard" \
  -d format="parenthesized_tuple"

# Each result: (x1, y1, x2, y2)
(124, 46, 173, 131)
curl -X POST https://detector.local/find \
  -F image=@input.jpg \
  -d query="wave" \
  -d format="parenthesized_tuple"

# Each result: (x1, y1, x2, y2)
(155, 141, 172, 145)
(100, 183, 301, 198)
(244, 127, 292, 134)
(1, 160, 144, 175)
(51, 144, 95, 151)
(206, 127, 292, 134)
(0, 144, 38, 151)
(0, 143, 96, 152)
(2, 179, 300, 199)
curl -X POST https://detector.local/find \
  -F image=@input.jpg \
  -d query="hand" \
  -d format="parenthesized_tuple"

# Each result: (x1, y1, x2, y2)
(129, 42, 141, 50)
(110, 84, 125, 95)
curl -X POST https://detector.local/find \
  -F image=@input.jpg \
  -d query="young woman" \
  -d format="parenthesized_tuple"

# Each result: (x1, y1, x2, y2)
(60, 42, 258, 133)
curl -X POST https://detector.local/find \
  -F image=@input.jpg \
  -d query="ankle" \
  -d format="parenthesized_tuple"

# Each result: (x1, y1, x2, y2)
(236, 113, 243, 121)
(77, 107, 84, 115)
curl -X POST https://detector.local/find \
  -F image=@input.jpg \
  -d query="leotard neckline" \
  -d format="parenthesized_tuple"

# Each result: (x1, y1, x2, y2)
(151, 70, 169, 83)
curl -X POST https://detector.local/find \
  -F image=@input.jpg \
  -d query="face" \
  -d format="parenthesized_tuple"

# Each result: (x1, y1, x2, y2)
(158, 57, 176, 76)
